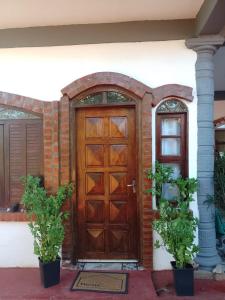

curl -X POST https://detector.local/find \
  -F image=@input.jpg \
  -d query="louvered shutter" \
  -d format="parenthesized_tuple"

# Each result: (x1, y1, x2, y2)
(9, 123, 27, 204)
(8, 120, 43, 206)
(26, 122, 43, 176)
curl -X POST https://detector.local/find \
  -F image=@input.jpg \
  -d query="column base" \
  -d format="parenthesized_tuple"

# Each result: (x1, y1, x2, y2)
(195, 252, 221, 271)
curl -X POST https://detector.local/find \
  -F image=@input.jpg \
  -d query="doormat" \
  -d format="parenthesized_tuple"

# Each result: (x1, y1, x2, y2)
(71, 271, 128, 294)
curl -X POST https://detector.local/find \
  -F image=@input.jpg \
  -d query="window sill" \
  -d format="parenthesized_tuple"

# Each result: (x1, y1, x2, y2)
(0, 212, 28, 222)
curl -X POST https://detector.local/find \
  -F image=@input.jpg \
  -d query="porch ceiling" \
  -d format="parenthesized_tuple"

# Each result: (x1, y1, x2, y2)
(214, 46, 225, 93)
(0, 0, 204, 29)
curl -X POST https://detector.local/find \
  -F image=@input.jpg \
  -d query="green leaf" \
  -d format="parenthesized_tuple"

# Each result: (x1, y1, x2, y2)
(21, 176, 73, 263)
(146, 161, 198, 268)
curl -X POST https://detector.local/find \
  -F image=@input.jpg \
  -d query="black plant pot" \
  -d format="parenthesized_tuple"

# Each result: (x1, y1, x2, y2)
(39, 257, 61, 288)
(171, 261, 194, 296)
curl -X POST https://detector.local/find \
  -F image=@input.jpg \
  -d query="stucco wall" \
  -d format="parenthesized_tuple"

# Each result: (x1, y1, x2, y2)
(0, 40, 197, 269)
(0, 222, 38, 267)
(0, 40, 195, 101)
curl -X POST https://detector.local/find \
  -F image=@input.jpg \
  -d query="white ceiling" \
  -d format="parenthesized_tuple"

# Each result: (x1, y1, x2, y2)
(0, 0, 204, 29)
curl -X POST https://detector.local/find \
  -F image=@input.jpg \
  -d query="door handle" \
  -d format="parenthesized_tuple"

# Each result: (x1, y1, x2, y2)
(127, 179, 136, 194)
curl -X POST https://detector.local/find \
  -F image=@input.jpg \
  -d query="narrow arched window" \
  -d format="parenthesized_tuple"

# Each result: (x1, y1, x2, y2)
(156, 99, 188, 179)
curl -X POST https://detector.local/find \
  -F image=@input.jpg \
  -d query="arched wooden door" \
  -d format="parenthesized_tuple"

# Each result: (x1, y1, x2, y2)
(76, 103, 138, 259)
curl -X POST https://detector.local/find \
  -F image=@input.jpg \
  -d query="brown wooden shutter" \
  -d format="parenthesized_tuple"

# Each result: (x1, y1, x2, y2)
(8, 120, 43, 206)
(26, 122, 43, 176)
(9, 122, 27, 205)
(0, 115, 43, 208)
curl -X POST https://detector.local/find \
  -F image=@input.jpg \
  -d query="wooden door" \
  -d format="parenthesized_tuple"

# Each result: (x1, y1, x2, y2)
(76, 107, 137, 259)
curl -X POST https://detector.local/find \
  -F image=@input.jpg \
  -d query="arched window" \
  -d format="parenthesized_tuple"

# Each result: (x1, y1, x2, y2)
(0, 106, 40, 119)
(75, 91, 136, 106)
(156, 99, 188, 180)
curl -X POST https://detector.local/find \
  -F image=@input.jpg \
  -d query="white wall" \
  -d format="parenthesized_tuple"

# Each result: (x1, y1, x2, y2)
(0, 40, 197, 269)
(0, 40, 195, 101)
(0, 222, 38, 267)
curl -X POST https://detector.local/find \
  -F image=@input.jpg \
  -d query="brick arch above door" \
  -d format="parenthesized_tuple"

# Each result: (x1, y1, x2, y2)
(61, 72, 152, 100)
(152, 84, 193, 106)
(61, 72, 193, 104)
(59, 72, 155, 186)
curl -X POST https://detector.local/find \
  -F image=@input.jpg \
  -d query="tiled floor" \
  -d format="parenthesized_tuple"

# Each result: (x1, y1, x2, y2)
(0, 268, 154, 300)
(0, 267, 225, 299)
(152, 270, 225, 300)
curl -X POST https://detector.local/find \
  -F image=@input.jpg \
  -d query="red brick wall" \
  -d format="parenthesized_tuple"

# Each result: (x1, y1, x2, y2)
(0, 74, 193, 270)
(59, 95, 72, 258)
(141, 93, 153, 269)
(43, 101, 60, 192)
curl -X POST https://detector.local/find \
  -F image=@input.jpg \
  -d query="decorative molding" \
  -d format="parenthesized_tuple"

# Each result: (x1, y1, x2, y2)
(152, 84, 193, 107)
(61, 72, 152, 100)
(78, 91, 135, 105)
(0, 19, 195, 48)
(107, 91, 135, 104)
(156, 99, 188, 113)
(0, 105, 40, 119)
(185, 34, 225, 51)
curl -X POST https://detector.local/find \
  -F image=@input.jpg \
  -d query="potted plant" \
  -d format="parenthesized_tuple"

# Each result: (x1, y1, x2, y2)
(147, 162, 198, 296)
(22, 176, 73, 288)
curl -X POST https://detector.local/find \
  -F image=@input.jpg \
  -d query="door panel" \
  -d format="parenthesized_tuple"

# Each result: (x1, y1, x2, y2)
(76, 107, 137, 259)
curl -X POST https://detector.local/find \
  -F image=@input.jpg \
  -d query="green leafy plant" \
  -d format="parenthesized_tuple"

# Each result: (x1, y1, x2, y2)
(147, 162, 199, 268)
(22, 176, 73, 263)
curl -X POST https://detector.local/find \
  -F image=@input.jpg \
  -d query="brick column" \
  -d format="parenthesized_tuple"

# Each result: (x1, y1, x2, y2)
(59, 95, 70, 185)
(43, 101, 60, 192)
(141, 92, 153, 269)
(59, 95, 73, 259)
